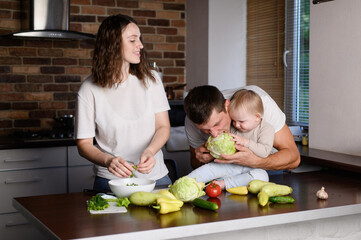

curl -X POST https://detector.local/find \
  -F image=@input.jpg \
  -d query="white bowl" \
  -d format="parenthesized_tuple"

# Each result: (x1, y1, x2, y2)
(108, 178, 156, 198)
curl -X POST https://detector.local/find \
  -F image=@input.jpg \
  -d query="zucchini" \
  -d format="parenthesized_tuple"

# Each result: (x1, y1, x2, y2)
(260, 184, 293, 197)
(129, 192, 165, 206)
(257, 191, 269, 207)
(269, 196, 295, 203)
(247, 180, 275, 194)
(193, 198, 218, 211)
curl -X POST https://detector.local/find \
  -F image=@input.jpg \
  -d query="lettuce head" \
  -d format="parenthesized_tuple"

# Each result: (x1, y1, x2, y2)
(169, 176, 205, 202)
(206, 132, 236, 159)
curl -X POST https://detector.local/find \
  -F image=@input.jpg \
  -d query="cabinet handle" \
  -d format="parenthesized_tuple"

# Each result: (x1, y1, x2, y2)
(4, 157, 39, 163)
(5, 177, 42, 184)
(5, 221, 30, 227)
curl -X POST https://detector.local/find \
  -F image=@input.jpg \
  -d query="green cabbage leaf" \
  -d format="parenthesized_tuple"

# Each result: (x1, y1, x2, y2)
(169, 176, 205, 202)
(206, 132, 236, 159)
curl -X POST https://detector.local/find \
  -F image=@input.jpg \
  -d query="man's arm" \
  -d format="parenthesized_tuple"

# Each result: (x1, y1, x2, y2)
(216, 124, 301, 170)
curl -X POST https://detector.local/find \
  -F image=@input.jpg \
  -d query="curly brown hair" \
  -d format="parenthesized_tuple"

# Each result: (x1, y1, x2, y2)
(92, 14, 155, 88)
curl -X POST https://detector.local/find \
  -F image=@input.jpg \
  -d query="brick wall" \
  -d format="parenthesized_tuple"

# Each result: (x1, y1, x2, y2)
(0, 0, 186, 135)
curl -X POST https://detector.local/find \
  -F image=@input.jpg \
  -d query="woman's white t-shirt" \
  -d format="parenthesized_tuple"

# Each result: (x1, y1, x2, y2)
(185, 85, 286, 149)
(76, 71, 170, 181)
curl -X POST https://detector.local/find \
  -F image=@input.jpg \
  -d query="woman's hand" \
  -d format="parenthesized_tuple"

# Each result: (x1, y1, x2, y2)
(137, 149, 156, 174)
(106, 157, 135, 178)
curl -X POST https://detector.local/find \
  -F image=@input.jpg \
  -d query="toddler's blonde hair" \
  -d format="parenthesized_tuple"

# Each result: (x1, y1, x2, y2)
(229, 89, 264, 117)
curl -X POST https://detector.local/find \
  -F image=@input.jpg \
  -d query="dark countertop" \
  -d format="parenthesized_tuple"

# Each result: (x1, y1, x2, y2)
(13, 169, 361, 240)
(0, 135, 76, 150)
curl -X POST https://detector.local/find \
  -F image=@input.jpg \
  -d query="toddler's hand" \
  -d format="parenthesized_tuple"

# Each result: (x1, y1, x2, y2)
(230, 133, 249, 147)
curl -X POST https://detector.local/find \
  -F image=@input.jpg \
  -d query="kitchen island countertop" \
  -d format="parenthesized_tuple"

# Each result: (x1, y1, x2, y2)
(13, 169, 361, 240)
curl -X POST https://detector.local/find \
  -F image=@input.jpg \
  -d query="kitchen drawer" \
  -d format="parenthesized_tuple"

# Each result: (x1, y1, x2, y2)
(68, 145, 92, 166)
(68, 165, 95, 193)
(0, 212, 48, 240)
(0, 168, 67, 213)
(0, 147, 67, 171)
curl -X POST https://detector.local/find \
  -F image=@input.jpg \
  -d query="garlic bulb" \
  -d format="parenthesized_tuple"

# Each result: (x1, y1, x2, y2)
(316, 186, 328, 199)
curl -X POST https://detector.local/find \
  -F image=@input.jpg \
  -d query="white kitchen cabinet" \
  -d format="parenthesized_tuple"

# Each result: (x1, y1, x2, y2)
(0, 212, 47, 240)
(0, 168, 67, 213)
(0, 147, 67, 171)
(0, 147, 67, 239)
(67, 146, 95, 193)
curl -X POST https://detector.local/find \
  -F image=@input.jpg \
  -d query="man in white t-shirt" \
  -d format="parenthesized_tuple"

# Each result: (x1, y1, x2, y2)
(184, 85, 300, 171)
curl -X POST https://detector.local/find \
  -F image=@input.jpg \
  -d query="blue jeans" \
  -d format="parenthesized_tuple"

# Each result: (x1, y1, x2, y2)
(93, 175, 172, 193)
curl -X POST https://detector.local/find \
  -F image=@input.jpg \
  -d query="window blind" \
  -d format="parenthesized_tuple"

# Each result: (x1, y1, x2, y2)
(284, 0, 310, 126)
(247, 0, 285, 110)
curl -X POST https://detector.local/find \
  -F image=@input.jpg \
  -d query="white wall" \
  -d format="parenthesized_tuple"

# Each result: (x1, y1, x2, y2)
(309, 0, 361, 156)
(186, 0, 209, 90)
(186, 0, 247, 91)
(208, 0, 247, 90)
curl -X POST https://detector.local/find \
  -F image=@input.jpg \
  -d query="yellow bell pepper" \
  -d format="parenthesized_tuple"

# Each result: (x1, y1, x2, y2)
(157, 189, 177, 200)
(153, 197, 183, 214)
(226, 186, 248, 195)
(156, 197, 183, 208)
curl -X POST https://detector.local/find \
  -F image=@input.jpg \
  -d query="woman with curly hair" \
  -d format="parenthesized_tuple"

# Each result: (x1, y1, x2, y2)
(75, 14, 171, 192)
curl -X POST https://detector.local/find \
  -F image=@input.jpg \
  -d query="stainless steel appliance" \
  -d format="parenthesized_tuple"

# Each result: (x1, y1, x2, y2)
(3, 0, 94, 39)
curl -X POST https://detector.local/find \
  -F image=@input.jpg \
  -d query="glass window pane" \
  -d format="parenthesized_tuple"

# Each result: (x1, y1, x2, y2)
(284, 0, 310, 126)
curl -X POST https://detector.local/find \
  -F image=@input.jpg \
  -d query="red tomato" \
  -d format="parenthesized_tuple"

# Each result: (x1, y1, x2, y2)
(206, 183, 222, 198)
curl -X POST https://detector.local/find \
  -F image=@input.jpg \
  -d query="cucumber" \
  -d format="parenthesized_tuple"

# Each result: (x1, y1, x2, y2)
(193, 198, 218, 211)
(269, 196, 295, 203)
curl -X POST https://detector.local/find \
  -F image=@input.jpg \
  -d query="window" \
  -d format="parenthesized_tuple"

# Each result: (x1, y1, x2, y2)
(247, 0, 310, 127)
(284, 0, 310, 126)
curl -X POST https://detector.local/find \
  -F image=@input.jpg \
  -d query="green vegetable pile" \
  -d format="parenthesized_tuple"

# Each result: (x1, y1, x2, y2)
(87, 195, 130, 211)
(116, 197, 130, 207)
(169, 176, 205, 202)
(206, 132, 236, 159)
(87, 195, 109, 211)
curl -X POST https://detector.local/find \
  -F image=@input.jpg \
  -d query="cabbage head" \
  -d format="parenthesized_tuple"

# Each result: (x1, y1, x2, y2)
(169, 176, 205, 202)
(206, 132, 236, 159)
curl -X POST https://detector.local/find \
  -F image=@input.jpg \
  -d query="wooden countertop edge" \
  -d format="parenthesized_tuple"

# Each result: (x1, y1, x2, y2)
(65, 204, 361, 240)
(12, 199, 59, 240)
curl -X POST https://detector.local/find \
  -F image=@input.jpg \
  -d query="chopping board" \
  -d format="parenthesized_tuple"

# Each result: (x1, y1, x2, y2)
(89, 201, 127, 215)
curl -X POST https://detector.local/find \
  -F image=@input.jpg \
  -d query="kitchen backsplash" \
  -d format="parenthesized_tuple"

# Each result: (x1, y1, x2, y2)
(0, 0, 186, 135)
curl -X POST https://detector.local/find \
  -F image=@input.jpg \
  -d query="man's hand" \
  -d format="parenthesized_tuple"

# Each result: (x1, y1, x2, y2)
(190, 145, 214, 169)
(195, 145, 214, 163)
(214, 145, 262, 168)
